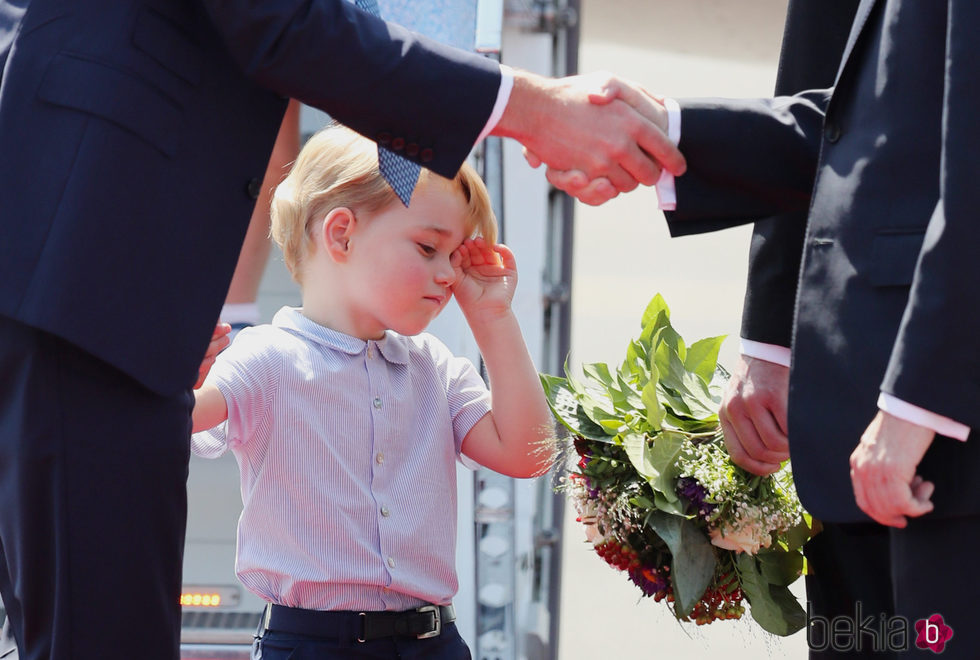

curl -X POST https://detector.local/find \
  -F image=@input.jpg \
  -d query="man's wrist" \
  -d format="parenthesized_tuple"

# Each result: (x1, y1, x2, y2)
(489, 68, 546, 143)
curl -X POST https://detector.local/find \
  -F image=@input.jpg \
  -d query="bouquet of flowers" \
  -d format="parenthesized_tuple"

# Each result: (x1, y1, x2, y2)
(542, 294, 814, 636)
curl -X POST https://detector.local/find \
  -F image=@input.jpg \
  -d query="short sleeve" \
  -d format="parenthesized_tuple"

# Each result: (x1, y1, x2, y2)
(421, 335, 492, 457)
(191, 421, 231, 459)
(194, 327, 279, 454)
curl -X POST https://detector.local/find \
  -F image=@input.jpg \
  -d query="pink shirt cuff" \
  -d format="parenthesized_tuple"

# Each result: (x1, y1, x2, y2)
(877, 393, 970, 441)
(739, 338, 791, 368)
(740, 339, 970, 440)
(476, 65, 514, 144)
(655, 97, 681, 210)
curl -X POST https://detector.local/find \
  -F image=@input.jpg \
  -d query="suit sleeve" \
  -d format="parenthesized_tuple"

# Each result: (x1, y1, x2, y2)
(881, 0, 980, 431)
(664, 89, 829, 232)
(739, 0, 859, 346)
(200, 0, 501, 177)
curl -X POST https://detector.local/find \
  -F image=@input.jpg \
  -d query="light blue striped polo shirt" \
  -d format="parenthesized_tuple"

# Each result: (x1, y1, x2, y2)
(192, 306, 491, 611)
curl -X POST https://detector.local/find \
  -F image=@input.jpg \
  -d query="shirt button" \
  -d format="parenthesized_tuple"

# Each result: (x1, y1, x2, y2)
(387, 557, 396, 569)
(381, 506, 390, 517)
(373, 397, 382, 409)
(376, 452, 385, 465)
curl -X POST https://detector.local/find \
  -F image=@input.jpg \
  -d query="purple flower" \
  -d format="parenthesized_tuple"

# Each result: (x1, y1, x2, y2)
(629, 567, 668, 596)
(677, 477, 715, 519)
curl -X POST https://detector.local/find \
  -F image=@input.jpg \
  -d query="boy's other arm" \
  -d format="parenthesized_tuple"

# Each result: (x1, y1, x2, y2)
(192, 384, 229, 433)
(192, 322, 231, 433)
(454, 241, 555, 478)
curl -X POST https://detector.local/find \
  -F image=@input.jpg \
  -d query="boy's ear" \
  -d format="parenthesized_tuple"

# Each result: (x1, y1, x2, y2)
(320, 207, 357, 262)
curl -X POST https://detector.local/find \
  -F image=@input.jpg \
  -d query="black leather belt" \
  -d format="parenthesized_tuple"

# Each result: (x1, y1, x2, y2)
(263, 603, 456, 642)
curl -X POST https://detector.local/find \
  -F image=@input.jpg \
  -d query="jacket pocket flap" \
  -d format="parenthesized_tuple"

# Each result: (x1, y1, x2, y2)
(37, 53, 181, 157)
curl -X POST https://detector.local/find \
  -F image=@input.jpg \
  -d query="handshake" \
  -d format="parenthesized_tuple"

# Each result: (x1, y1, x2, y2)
(492, 70, 686, 206)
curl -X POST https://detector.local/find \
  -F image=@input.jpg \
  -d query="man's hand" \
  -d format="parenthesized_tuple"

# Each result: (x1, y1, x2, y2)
(719, 355, 790, 475)
(850, 411, 935, 528)
(522, 75, 677, 205)
(494, 70, 684, 204)
(195, 322, 231, 389)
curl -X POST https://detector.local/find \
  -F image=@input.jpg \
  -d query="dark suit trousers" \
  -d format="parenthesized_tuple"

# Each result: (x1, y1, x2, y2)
(805, 517, 979, 659)
(0, 315, 192, 659)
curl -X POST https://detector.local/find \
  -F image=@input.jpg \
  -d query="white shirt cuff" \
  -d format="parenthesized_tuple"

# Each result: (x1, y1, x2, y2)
(740, 338, 791, 368)
(476, 64, 514, 144)
(655, 97, 681, 210)
(877, 393, 970, 441)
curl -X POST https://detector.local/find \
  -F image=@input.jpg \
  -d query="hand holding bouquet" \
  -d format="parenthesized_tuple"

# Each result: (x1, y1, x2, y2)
(542, 295, 814, 635)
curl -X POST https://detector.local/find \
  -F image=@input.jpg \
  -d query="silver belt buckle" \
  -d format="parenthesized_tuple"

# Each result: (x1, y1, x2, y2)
(415, 605, 441, 639)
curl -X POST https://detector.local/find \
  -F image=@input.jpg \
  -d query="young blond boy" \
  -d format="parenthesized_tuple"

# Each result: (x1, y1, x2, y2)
(191, 124, 554, 659)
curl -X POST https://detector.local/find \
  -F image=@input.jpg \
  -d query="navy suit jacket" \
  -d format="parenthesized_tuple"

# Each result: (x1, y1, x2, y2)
(0, 0, 500, 396)
(737, 0, 858, 348)
(666, 0, 980, 521)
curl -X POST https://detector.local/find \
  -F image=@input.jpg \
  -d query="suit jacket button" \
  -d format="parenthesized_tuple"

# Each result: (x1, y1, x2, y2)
(246, 177, 262, 200)
(377, 132, 392, 146)
(405, 142, 420, 157)
(824, 123, 841, 143)
(391, 137, 405, 151)
(420, 148, 434, 163)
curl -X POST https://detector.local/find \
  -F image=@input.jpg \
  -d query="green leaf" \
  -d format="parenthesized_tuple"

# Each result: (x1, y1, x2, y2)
(736, 553, 806, 636)
(781, 517, 814, 552)
(654, 342, 718, 421)
(654, 490, 688, 516)
(640, 369, 665, 431)
(640, 294, 671, 329)
(658, 383, 693, 418)
(617, 373, 646, 411)
(641, 311, 686, 362)
(630, 495, 656, 510)
(646, 511, 716, 617)
(598, 419, 627, 434)
(623, 340, 648, 377)
(565, 371, 620, 427)
(684, 335, 727, 385)
(756, 549, 804, 587)
(622, 432, 685, 501)
(539, 374, 608, 441)
(582, 362, 614, 387)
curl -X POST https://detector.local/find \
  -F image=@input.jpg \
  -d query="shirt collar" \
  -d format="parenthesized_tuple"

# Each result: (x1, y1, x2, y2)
(272, 307, 409, 365)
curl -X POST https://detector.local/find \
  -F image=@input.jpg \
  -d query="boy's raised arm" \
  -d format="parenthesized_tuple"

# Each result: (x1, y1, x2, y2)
(453, 240, 555, 478)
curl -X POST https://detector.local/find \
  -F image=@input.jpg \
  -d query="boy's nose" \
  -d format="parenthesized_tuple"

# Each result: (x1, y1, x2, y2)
(435, 269, 455, 287)
(434, 259, 456, 286)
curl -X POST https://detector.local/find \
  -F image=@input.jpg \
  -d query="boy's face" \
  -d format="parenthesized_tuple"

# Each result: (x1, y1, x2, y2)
(344, 177, 468, 338)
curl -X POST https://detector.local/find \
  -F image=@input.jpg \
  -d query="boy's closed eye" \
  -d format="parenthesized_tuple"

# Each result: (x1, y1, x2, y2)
(417, 242, 437, 256)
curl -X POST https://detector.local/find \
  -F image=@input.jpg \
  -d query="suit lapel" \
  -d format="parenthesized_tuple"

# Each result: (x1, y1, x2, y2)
(833, 0, 879, 85)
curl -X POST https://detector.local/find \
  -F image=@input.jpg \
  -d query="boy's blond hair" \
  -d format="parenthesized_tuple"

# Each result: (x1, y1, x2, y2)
(271, 123, 497, 284)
